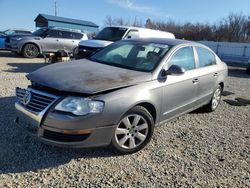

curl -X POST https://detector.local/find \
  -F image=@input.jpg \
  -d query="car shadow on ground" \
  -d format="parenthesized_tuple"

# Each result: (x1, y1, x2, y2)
(0, 96, 114, 174)
(3, 62, 47, 73)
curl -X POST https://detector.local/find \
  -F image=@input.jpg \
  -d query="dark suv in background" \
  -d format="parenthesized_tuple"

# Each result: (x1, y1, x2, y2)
(6, 27, 88, 58)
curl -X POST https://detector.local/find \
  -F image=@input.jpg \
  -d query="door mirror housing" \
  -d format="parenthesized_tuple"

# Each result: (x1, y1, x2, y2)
(162, 65, 185, 77)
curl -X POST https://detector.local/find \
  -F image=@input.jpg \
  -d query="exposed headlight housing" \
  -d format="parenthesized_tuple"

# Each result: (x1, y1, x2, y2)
(55, 97, 104, 116)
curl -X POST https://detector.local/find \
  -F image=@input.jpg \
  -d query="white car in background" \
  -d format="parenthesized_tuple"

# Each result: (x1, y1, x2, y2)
(78, 26, 175, 57)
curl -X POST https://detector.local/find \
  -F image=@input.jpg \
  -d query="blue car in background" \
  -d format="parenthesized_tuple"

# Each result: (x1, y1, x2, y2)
(0, 31, 7, 49)
(0, 29, 32, 50)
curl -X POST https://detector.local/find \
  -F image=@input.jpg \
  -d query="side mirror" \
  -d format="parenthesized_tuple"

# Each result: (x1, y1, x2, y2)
(162, 65, 185, 77)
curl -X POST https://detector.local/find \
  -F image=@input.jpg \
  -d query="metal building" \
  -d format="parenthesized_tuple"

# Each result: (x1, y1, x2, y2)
(34, 14, 99, 34)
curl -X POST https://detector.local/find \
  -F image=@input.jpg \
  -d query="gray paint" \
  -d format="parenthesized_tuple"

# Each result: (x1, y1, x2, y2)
(8, 28, 83, 55)
(15, 39, 228, 148)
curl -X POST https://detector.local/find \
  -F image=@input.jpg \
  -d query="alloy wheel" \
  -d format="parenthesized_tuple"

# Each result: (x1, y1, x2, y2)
(114, 114, 149, 149)
(24, 44, 39, 58)
(212, 88, 221, 110)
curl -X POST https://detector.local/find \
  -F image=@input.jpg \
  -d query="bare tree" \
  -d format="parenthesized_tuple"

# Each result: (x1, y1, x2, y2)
(104, 13, 250, 42)
(104, 15, 113, 27)
(145, 19, 156, 29)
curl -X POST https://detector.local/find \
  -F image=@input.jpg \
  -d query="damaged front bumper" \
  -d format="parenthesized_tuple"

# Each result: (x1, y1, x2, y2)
(15, 88, 115, 148)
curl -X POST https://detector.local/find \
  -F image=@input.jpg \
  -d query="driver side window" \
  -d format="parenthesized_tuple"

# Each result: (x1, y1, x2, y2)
(125, 30, 139, 39)
(168, 47, 196, 71)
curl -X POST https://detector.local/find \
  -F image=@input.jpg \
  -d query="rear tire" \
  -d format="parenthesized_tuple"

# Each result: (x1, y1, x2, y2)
(204, 85, 222, 112)
(110, 106, 154, 154)
(22, 43, 39, 58)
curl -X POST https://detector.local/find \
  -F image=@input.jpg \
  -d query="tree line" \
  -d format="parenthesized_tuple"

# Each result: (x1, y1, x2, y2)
(104, 13, 250, 43)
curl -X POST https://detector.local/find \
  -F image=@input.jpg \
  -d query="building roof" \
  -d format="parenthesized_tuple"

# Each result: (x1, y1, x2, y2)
(35, 14, 99, 28)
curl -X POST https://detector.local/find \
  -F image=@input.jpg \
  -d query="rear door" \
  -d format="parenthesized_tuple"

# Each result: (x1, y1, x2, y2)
(161, 46, 199, 121)
(194, 46, 218, 105)
(60, 31, 82, 52)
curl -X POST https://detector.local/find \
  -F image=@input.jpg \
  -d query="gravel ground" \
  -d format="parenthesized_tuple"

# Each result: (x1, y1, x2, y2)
(0, 51, 249, 187)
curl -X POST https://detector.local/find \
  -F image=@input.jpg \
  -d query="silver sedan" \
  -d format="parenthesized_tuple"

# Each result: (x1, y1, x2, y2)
(15, 38, 228, 154)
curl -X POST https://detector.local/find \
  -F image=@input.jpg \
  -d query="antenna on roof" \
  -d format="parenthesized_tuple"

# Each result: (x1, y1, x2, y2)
(54, 0, 57, 16)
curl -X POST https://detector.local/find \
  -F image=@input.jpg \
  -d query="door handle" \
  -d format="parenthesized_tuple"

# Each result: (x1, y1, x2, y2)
(213, 73, 218, 77)
(56, 39, 59, 42)
(72, 40, 75, 43)
(192, 78, 199, 84)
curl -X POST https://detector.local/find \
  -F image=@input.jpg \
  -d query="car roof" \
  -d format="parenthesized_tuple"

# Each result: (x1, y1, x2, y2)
(105, 26, 174, 35)
(125, 38, 201, 46)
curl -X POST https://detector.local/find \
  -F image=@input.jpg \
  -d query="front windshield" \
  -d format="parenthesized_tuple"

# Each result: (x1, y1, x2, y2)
(32, 28, 48, 36)
(90, 41, 172, 72)
(95, 27, 128, 41)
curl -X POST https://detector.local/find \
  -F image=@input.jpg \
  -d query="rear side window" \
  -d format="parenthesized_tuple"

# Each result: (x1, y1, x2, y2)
(62, 31, 71, 39)
(196, 47, 216, 67)
(60, 31, 83, 39)
(167, 46, 195, 71)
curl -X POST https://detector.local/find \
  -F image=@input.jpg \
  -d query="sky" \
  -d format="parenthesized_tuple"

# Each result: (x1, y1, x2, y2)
(0, 0, 250, 31)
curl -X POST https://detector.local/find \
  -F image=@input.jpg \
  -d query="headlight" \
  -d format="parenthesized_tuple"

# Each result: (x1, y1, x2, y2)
(12, 37, 22, 41)
(55, 97, 104, 116)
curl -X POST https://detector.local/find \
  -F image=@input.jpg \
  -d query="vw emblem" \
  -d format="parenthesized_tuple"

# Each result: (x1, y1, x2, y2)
(22, 90, 32, 105)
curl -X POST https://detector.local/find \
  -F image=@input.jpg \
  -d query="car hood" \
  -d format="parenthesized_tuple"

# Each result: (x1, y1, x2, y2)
(8, 34, 32, 38)
(27, 59, 152, 94)
(79, 39, 113, 48)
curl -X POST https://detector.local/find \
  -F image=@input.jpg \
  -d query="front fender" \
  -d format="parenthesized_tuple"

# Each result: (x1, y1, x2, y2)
(98, 80, 163, 125)
(19, 41, 41, 54)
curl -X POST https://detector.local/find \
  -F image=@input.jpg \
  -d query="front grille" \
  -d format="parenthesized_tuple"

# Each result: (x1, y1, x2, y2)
(43, 130, 90, 142)
(16, 88, 57, 114)
(78, 45, 101, 55)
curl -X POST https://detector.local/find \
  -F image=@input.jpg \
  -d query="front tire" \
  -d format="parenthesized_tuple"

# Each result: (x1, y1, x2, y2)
(72, 47, 79, 58)
(110, 106, 154, 154)
(22, 43, 39, 58)
(204, 85, 222, 112)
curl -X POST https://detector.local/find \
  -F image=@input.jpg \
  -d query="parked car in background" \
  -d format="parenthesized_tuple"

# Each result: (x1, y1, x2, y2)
(6, 27, 88, 58)
(15, 38, 227, 154)
(78, 26, 175, 58)
(0, 31, 7, 49)
(1, 29, 31, 50)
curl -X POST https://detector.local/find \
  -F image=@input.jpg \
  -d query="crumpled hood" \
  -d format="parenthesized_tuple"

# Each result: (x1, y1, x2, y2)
(27, 59, 152, 94)
(79, 39, 113, 48)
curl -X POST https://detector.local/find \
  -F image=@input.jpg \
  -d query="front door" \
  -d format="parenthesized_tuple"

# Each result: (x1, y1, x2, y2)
(40, 30, 61, 53)
(160, 46, 198, 121)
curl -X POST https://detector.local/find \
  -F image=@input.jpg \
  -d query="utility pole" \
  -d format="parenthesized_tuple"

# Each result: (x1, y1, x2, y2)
(54, 0, 57, 16)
